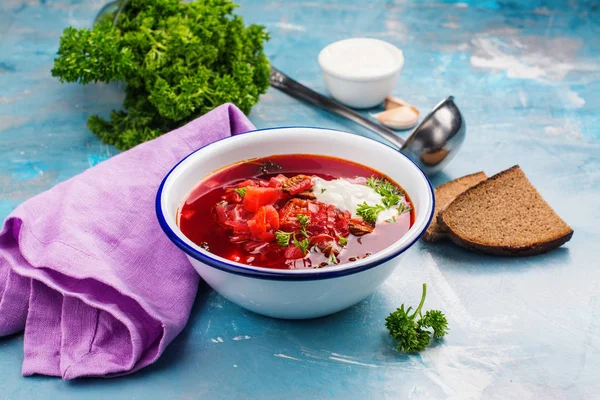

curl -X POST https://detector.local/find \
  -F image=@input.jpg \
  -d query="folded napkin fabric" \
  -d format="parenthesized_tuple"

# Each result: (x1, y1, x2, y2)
(0, 104, 255, 379)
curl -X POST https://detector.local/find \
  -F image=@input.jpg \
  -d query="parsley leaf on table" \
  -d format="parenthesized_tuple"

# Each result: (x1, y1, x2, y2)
(385, 283, 448, 353)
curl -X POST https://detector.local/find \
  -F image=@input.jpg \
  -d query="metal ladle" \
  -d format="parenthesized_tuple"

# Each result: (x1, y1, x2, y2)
(270, 67, 466, 177)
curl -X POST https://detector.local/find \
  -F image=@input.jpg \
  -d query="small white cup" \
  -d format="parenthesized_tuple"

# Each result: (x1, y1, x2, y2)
(318, 38, 404, 109)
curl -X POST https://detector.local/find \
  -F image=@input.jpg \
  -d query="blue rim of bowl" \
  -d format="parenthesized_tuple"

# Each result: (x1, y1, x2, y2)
(156, 126, 435, 281)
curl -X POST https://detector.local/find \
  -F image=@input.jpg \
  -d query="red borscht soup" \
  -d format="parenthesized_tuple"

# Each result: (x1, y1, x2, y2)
(178, 155, 414, 270)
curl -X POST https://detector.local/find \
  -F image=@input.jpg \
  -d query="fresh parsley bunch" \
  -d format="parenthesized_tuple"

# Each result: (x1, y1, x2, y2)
(385, 283, 448, 353)
(51, 0, 270, 150)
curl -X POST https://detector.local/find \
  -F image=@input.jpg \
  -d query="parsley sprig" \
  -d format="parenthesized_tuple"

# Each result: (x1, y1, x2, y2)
(275, 230, 310, 255)
(275, 231, 293, 247)
(327, 252, 339, 265)
(296, 214, 309, 237)
(275, 213, 311, 251)
(234, 187, 247, 197)
(357, 177, 406, 224)
(385, 283, 448, 353)
(356, 202, 385, 224)
(397, 203, 413, 215)
(366, 176, 404, 209)
(293, 235, 310, 255)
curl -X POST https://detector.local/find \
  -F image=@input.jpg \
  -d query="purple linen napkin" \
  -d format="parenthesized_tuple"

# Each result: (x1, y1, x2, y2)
(0, 104, 255, 379)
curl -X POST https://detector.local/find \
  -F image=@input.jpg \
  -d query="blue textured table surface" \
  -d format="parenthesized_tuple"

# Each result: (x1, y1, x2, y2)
(1, 0, 600, 398)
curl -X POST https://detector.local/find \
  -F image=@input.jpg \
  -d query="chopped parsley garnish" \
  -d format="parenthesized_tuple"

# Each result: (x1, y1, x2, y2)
(321, 188, 327, 193)
(327, 252, 339, 265)
(338, 236, 348, 246)
(356, 202, 385, 224)
(296, 214, 309, 237)
(366, 176, 380, 190)
(366, 176, 404, 209)
(276, 230, 310, 255)
(234, 187, 247, 197)
(297, 214, 309, 225)
(397, 203, 413, 215)
(378, 180, 401, 197)
(293, 235, 310, 255)
(382, 193, 401, 209)
(275, 231, 293, 247)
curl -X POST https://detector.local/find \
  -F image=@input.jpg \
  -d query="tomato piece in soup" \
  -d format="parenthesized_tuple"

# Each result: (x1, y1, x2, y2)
(247, 205, 278, 241)
(264, 205, 280, 230)
(243, 187, 282, 212)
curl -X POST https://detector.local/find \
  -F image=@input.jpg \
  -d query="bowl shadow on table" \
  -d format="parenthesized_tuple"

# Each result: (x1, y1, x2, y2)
(421, 239, 572, 275)
(67, 279, 214, 387)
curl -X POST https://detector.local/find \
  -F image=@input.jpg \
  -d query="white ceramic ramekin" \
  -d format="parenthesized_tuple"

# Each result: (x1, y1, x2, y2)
(157, 127, 433, 319)
(318, 38, 404, 109)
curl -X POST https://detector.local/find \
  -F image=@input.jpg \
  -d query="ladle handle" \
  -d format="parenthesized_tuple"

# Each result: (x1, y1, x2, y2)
(269, 67, 405, 150)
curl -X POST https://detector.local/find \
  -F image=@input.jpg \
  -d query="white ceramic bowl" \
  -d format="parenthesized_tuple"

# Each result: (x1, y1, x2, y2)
(157, 127, 434, 319)
(318, 38, 404, 109)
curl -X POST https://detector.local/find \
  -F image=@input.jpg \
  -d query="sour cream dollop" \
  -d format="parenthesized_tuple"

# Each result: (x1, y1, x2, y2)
(312, 177, 399, 224)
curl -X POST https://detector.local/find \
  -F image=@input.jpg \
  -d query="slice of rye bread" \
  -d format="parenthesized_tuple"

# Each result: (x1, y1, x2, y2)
(438, 165, 573, 256)
(422, 172, 488, 242)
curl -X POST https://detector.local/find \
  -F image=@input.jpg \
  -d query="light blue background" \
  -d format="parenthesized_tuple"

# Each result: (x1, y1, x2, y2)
(1, 0, 599, 398)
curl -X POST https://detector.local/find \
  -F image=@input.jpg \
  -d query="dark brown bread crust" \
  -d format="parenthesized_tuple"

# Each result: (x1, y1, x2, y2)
(443, 227, 573, 256)
(438, 165, 574, 256)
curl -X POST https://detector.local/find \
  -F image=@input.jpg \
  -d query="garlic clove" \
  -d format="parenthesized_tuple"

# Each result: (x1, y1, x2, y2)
(372, 105, 419, 130)
(384, 96, 411, 110)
